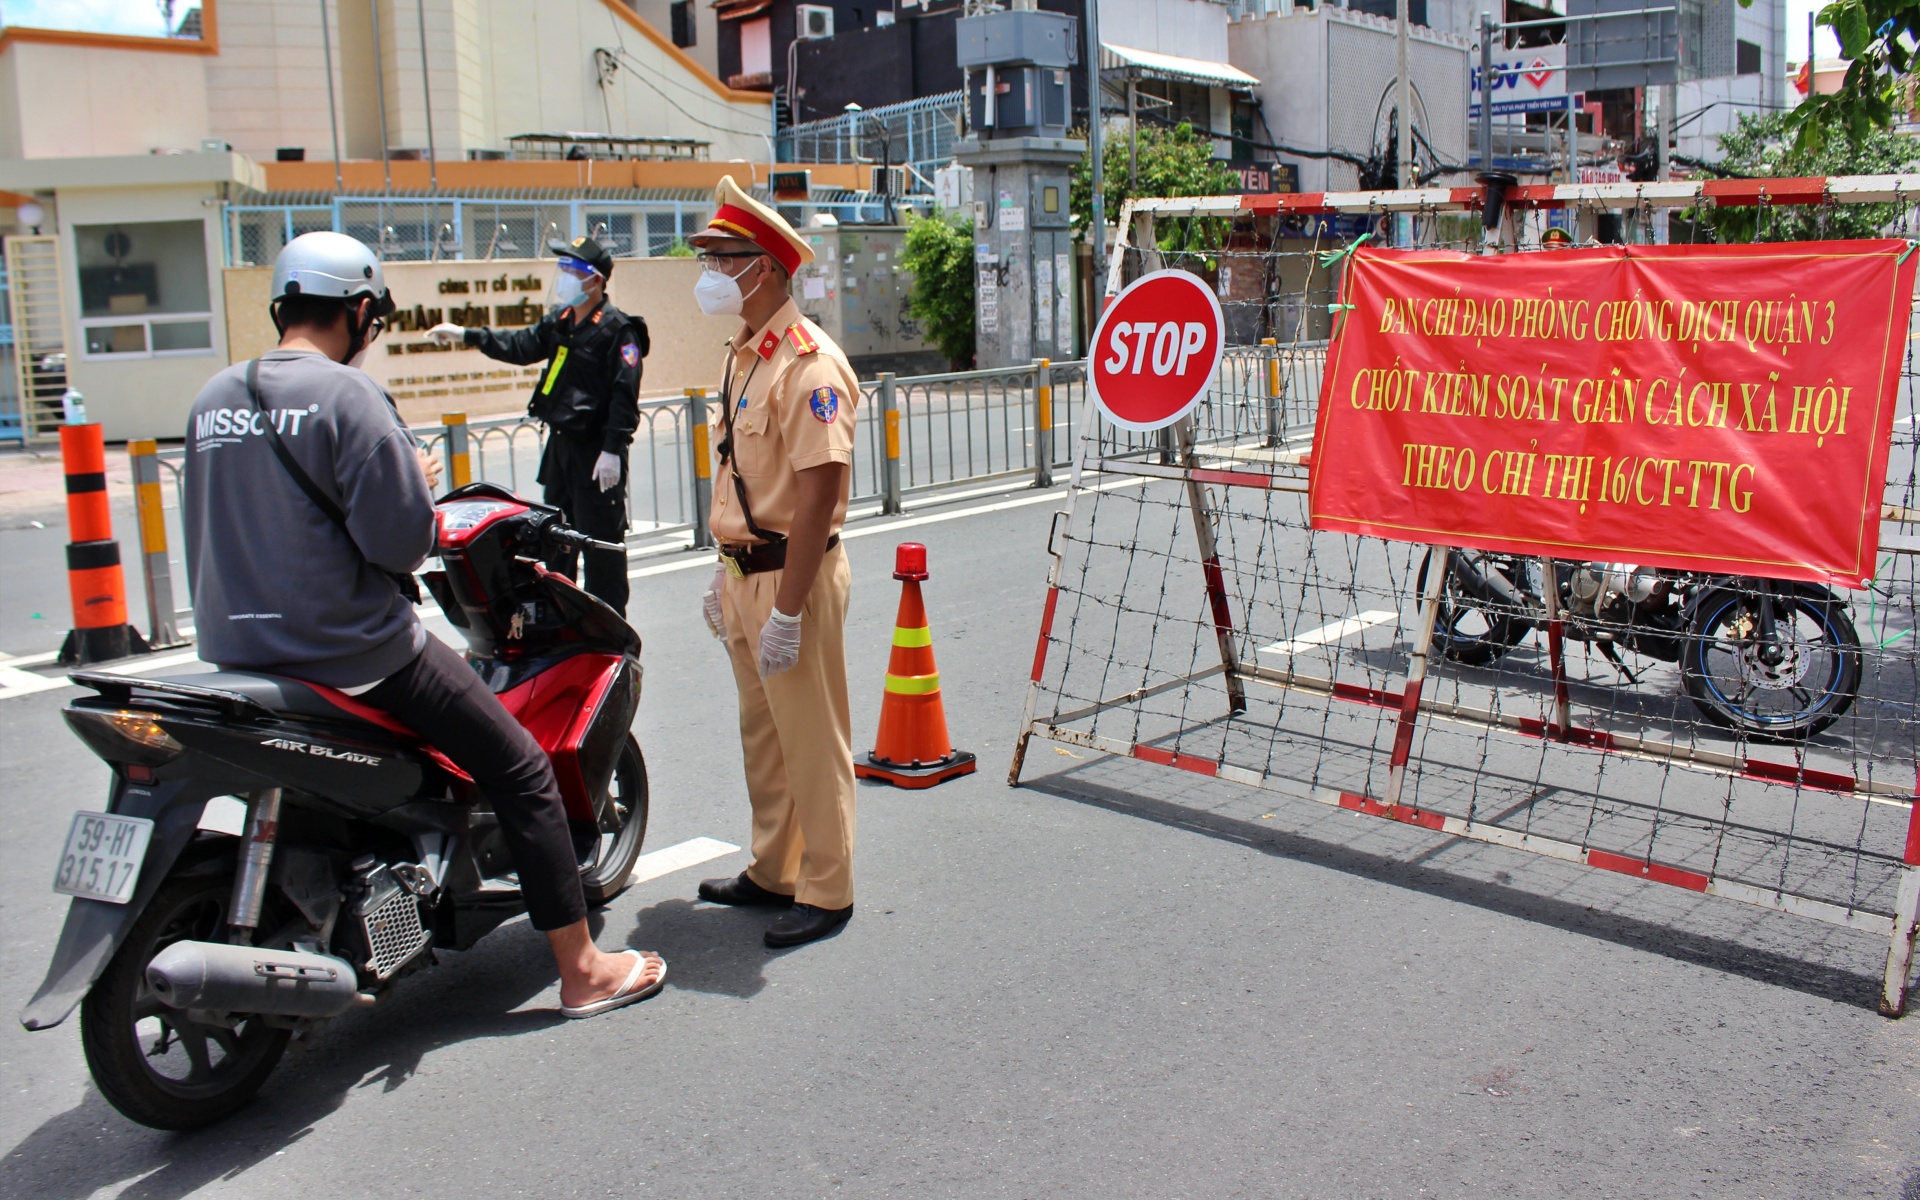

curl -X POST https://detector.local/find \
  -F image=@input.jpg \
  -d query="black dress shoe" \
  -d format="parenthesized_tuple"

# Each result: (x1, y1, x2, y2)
(764, 903, 853, 948)
(698, 872, 794, 907)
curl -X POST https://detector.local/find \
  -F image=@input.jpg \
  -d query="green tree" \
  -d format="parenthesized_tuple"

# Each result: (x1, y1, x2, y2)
(1775, 0, 1918, 148)
(900, 210, 976, 370)
(1070, 120, 1240, 250)
(1698, 110, 1918, 242)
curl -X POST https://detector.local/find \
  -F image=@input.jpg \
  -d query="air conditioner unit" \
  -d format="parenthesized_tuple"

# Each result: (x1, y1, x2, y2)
(870, 165, 904, 196)
(796, 5, 834, 39)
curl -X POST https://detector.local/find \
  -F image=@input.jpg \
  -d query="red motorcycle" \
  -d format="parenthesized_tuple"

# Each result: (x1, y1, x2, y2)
(20, 483, 648, 1129)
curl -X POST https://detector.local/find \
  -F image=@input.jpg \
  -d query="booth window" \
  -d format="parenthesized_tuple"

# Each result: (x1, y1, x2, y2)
(76, 220, 214, 359)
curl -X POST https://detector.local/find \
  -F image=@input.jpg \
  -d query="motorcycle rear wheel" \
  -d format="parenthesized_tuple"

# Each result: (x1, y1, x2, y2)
(580, 736, 649, 906)
(80, 872, 291, 1131)
(1418, 550, 1536, 667)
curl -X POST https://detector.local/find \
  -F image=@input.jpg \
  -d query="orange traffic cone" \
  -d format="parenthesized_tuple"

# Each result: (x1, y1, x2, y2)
(856, 543, 977, 789)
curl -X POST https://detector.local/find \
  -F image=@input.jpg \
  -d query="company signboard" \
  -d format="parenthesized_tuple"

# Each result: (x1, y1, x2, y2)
(1470, 43, 1576, 117)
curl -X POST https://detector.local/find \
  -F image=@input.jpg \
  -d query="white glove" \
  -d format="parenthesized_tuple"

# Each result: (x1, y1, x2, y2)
(427, 322, 466, 345)
(593, 451, 622, 492)
(758, 607, 803, 677)
(702, 566, 727, 641)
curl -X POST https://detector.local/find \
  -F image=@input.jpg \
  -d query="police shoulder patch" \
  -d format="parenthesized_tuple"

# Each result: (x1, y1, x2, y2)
(809, 386, 839, 424)
(620, 340, 640, 368)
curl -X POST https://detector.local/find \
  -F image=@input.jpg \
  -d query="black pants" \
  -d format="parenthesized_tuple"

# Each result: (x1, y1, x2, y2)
(538, 434, 629, 616)
(362, 637, 587, 932)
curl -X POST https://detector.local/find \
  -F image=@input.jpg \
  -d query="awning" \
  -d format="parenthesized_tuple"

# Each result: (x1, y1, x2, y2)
(1100, 43, 1260, 90)
(712, 0, 771, 21)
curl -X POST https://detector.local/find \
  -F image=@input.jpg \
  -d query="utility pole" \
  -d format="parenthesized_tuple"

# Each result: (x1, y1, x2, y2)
(1396, 0, 1413, 245)
(1478, 11, 1493, 177)
(417, 0, 437, 193)
(1086, 0, 1108, 314)
(370, 0, 392, 194)
(1654, 81, 1672, 243)
(320, 0, 344, 195)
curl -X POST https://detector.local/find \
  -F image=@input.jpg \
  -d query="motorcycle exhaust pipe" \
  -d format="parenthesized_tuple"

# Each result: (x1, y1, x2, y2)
(146, 941, 363, 1020)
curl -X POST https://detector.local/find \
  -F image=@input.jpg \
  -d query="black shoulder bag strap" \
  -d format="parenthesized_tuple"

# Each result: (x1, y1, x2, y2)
(244, 358, 422, 604)
(714, 350, 786, 546)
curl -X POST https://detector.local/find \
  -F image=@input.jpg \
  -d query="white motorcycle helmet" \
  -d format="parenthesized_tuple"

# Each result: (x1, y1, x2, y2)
(269, 231, 397, 362)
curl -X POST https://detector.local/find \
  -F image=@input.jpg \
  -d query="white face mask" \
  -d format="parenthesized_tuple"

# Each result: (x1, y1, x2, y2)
(548, 271, 588, 314)
(694, 265, 763, 317)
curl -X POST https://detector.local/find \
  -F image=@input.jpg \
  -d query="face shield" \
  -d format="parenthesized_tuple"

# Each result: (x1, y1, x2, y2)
(546, 256, 602, 314)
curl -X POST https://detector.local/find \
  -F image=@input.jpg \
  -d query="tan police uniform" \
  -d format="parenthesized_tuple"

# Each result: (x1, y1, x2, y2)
(698, 180, 861, 912)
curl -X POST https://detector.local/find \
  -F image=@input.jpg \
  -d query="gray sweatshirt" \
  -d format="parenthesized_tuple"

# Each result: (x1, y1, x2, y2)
(183, 349, 434, 688)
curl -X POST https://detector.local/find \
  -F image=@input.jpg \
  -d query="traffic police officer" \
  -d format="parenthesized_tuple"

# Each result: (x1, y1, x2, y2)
(689, 177, 860, 948)
(428, 235, 646, 615)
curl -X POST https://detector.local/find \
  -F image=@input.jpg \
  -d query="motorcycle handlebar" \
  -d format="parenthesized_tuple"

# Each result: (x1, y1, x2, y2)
(543, 523, 625, 556)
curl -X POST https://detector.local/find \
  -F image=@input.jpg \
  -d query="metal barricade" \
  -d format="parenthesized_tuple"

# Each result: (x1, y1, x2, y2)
(142, 353, 1155, 618)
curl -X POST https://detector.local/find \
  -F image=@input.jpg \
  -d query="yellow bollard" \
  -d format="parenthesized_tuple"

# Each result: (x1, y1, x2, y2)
(440, 412, 472, 489)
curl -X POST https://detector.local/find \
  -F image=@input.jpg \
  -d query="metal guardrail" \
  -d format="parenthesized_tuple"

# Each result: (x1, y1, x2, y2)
(143, 344, 1329, 612)
(777, 91, 965, 191)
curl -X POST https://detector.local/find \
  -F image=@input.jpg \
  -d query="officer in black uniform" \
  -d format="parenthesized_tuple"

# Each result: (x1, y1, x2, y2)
(429, 235, 646, 615)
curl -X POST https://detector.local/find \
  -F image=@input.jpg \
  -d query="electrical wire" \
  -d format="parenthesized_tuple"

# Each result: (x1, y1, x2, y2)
(593, 44, 774, 142)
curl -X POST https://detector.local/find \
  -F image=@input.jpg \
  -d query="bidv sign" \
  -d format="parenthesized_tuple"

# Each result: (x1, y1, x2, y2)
(1470, 42, 1573, 116)
(1090, 269, 1225, 432)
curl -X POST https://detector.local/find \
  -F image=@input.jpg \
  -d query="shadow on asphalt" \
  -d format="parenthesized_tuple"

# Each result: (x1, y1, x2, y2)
(1022, 769, 1889, 1013)
(620, 896, 782, 996)
(0, 896, 771, 1199)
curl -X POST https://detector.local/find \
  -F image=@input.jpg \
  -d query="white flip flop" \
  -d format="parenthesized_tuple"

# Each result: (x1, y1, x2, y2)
(560, 950, 666, 1019)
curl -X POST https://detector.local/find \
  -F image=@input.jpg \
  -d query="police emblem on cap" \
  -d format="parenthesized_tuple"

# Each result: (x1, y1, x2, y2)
(809, 386, 839, 423)
(621, 340, 640, 367)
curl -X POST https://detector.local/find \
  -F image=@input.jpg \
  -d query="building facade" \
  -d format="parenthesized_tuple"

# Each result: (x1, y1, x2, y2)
(0, 0, 820, 440)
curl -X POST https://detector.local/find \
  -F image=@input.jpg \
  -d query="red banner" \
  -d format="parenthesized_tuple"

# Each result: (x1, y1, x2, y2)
(1308, 241, 1918, 588)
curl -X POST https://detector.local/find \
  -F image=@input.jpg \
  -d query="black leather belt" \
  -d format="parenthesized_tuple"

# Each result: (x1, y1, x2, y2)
(719, 534, 840, 578)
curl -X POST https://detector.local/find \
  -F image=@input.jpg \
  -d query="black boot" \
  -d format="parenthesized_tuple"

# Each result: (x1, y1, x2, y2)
(698, 872, 794, 907)
(764, 903, 853, 948)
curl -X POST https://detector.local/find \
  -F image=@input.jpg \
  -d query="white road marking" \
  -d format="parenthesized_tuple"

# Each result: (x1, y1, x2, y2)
(5, 478, 1153, 693)
(629, 476, 1146, 580)
(198, 796, 248, 836)
(627, 836, 741, 886)
(0, 664, 70, 701)
(1259, 610, 1399, 655)
(93, 650, 205, 676)
(0, 647, 207, 703)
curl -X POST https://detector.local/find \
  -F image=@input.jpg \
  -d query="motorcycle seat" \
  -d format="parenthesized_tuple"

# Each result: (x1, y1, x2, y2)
(147, 670, 419, 737)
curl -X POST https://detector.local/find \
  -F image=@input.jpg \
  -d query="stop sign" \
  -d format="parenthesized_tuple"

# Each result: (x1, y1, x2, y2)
(1089, 268, 1225, 432)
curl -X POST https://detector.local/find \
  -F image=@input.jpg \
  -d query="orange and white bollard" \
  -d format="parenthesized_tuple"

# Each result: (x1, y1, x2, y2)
(855, 542, 977, 789)
(57, 422, 149, 665)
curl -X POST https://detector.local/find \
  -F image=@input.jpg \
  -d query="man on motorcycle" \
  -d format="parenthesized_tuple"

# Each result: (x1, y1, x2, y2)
(181, 231, 663, 1018)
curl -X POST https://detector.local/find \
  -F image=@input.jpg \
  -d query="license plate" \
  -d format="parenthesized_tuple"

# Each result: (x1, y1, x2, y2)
(52, 811, 153, 904)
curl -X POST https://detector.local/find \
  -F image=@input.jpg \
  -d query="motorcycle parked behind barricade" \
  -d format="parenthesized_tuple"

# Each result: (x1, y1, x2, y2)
(19, 483, 648, 1130)
(1417, 550, 1863, 740)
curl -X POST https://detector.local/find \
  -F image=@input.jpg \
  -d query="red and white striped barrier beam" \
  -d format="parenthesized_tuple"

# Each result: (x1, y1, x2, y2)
(1037, 720, 1901, 939)
(1122, 173, 1920, 218)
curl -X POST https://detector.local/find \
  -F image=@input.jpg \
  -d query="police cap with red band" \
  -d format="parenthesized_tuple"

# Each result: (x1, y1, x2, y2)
(687, 175, 813, 276)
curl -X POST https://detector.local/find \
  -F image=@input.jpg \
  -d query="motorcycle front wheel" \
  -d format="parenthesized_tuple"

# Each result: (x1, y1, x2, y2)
(79, 872, 291, 1130)
(1680, 586, 1862, 740)
(580, 736, 649, 906)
